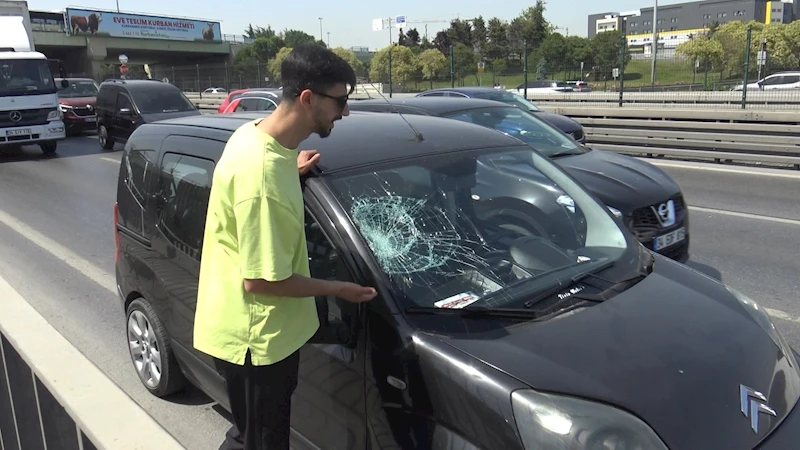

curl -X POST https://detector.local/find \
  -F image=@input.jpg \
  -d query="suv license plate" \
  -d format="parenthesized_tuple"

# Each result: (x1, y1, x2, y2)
(7, 128, 31, 136)
(654, 227, 686, 251)
(85, 117, 96, 122)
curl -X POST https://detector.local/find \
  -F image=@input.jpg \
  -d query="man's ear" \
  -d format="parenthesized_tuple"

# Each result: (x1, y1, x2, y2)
(297, 89, 314, 107)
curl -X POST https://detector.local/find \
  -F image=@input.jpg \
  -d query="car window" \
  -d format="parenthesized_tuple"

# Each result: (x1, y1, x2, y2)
(418, 92, 446, 97)
(442, 107, 581, 157)
(126, 149, 155, 205)
(305, 211, 359, 350)
(326, 147, 630, 311)
(57, 80, 99, 98)
(117, 93, 132, 111)
(471, 91, 540, 111)
(132, 89, 196, 114)
(156, 152, 214, 260)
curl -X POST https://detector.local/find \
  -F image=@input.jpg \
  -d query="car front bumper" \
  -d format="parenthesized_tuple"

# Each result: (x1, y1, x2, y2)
(755, 349, 800, 449)
(0, 122, 65, 145)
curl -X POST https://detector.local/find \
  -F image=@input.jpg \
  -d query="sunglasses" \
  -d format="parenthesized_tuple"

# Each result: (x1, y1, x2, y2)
(311, 90, 349, 110)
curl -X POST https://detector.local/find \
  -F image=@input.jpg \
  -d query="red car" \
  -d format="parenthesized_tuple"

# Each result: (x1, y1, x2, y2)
(56, 78, 100, 136)
(219, 89, 282, 114)
(216, 88, 250, 113)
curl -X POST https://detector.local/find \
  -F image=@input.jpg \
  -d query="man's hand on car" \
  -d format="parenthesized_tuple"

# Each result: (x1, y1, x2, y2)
(336, 282, 378, 303)
(298, 149, 320, 175)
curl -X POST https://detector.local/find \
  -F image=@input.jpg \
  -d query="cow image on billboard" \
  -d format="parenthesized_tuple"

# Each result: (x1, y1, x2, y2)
(65, 8, 221, 42)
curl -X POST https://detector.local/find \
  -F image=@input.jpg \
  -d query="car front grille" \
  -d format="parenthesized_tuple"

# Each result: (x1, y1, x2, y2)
(71, 106, 95, 117)
(631, 196, 686, 232)
(0, 108, 53, 127)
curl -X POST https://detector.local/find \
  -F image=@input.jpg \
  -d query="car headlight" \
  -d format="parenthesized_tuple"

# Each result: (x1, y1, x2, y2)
(58, 104, 72, 112)
(607, 206, 623, 218)
(47, 109, 62, 121)
(511, 389, 668, 450)
(727, 286, 797, 369)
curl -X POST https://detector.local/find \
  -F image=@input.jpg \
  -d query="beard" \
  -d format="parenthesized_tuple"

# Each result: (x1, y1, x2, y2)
(313, 111, 341, 138)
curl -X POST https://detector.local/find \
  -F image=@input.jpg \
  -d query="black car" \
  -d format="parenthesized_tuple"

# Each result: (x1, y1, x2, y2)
(416, 87, 585, 143)
(95, 79, 200, 150)
(115, 111, 800, 450)
(349, 97, 690, 262)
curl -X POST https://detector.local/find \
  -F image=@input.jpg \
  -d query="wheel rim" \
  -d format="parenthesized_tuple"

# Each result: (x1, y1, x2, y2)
(127, 310, 162, 388)
(99, 126, 107, 146)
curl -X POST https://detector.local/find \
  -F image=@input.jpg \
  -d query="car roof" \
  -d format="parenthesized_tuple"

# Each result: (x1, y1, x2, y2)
(99, 79, 179, 92)
(422, 87, 503, 95)
(151, 111, 527, 173)
(350, 97, 511, 115)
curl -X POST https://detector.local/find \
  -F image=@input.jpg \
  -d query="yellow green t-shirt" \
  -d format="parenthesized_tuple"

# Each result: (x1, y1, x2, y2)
(193, 118, 319, 366)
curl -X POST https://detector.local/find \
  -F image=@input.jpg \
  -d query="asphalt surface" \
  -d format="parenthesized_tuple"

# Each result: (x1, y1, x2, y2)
(1, 136, 799, 449)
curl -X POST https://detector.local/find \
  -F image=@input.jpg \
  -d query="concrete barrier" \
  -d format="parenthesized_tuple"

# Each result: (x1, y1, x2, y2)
(0, 275, 184, 450)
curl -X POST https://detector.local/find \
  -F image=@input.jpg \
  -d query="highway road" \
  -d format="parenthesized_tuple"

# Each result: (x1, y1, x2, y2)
(1, 135, 799, 449)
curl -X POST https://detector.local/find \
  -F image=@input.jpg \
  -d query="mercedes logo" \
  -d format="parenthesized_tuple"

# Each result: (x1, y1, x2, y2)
(9, 111, 21, 122)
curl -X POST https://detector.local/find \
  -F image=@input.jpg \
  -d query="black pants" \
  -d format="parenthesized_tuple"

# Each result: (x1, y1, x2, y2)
(214, 350, 300, 450)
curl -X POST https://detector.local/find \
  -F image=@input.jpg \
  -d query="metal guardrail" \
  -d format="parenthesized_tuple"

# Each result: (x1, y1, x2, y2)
(523, 91, 800, 109)
(541, 107, 800, 168)
(183, 93, 800, 169)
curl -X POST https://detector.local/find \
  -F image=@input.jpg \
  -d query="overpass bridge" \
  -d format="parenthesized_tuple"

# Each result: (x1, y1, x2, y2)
(29, 8, 239, 82)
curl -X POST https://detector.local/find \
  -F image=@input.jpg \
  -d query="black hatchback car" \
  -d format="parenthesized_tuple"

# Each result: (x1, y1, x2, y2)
(349, 97, 690, 262)
(95, 79, 200, 150)
(115, 111, 800, 450)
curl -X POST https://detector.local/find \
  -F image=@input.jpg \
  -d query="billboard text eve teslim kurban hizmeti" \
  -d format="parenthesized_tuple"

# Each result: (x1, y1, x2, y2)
(65, 8, 222, 42)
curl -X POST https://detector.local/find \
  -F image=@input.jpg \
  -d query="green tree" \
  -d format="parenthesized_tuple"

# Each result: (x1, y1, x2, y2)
(369, 44, 416, 85)
(416, 48, 448, 89)
(452, 42, 479, 83)
(535, 58, 548, 80)
(676, 35, 724, 73)
(591, 30, 630, 81)
(331, 47, 365, 77)
(267, 47, 293, 82)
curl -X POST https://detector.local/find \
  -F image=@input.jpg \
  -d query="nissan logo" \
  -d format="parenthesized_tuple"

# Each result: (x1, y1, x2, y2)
(9, 111, 21, 122)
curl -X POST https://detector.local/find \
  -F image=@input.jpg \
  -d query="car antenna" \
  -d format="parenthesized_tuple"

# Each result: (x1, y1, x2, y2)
(361, 81, 424, 142)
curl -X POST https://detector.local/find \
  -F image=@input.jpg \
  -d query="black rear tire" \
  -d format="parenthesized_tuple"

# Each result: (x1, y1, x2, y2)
(40, 141, 57, 154)
(125, 298, 187, 397)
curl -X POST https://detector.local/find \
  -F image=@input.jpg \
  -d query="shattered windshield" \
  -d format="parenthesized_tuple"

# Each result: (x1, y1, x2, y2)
(441, 107, 581, 157)
(471, 90, 541, 111)
(328, 146, 631, 311)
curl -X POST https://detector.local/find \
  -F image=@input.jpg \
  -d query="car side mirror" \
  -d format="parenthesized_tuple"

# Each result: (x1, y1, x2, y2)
(119, 108, 131, 115)
(60, 79, 68, 88)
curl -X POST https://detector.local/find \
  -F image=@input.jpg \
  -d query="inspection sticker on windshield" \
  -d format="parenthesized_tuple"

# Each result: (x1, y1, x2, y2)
(434, 292, 480, 309)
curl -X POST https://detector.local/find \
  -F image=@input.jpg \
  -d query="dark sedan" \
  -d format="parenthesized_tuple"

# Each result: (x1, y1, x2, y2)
(416, 86, 585, 143)
(349, 97, 690, 262)
(116, 111, 800, 450)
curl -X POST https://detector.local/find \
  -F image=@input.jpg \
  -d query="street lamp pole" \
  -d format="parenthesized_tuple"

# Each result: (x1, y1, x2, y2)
(116, 0, 120, 12)
(318, 17, 323, 41)
(327, 32, 330, 47)
(650, 0, 658, 86)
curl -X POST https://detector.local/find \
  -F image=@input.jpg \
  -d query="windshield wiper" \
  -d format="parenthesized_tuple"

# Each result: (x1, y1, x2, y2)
(405, 305, 544, 320)
(549, 149, 582, 158)
(521, 260, 616, 308)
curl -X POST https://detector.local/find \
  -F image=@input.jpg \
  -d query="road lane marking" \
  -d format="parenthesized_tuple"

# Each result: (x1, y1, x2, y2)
(640, 159, 800, 179)
(688, 206, 800, 226)
(0, 209, 116, 294)
(101, 157, 120, 164)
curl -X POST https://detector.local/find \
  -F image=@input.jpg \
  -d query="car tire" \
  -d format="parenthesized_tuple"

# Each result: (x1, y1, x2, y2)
(98, 125, 114, 150)
(126, 297, 187, 397)
(40, 141, 57, 154)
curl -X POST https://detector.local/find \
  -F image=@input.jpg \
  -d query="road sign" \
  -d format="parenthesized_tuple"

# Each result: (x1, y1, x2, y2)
(477, 61, 485, 73)
(161, 77, 169, 83)
(612, 68, 620, 79)
(120, 64, 128, 75)
(395, 15, 407, 29)
(757, 50, 767, 66)
(119, 54, 128, 64)
(372, 18, 384, 31)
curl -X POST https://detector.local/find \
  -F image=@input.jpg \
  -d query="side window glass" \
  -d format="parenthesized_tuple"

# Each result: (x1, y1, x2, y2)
(157, 152, 215, 260)
(126, 149, 155, 205)
(305, 212, 359, 350)
(235, 98, 256, 112)
(117, 94, 132, 111)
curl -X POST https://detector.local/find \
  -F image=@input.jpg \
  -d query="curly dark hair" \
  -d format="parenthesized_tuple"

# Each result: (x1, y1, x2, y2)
(280, 44, 356, 101)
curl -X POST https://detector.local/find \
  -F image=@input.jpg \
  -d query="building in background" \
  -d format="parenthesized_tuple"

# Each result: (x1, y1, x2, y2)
(588, 0, 796, 57)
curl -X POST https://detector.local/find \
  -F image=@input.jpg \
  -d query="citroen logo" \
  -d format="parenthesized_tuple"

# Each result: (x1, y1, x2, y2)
(651, 200, 676, 227)
(740, 384, 776, 433)
(9, 110, 21, 122)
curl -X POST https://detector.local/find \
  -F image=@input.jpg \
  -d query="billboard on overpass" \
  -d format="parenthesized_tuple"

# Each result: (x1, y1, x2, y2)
(65, 8, 222, 42)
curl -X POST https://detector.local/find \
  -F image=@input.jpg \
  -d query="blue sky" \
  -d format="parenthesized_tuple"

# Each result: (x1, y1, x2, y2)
(36, 0, 679, 49)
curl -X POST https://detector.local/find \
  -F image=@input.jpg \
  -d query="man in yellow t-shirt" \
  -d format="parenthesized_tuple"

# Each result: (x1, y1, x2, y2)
(194, 44, 377, 450)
